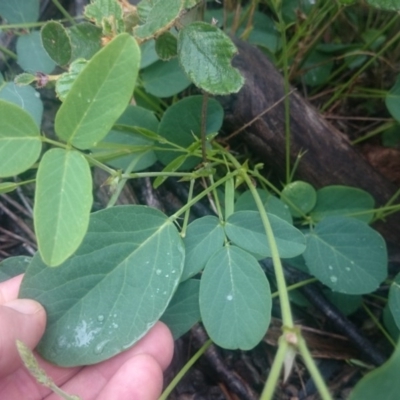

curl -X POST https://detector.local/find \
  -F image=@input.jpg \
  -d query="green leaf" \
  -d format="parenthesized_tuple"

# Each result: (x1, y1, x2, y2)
(68, 23, 102, 61)
(155, 32, 178, 60)
(20, 205, 184, 367)
(0, 0, 39, 23)
(383, 304, 400, 342)
(366, 0, 400, 10)
(34, 149, 93, 267)
(41, 21, 72, 66)
(281, 181, 317, 217)
(235, 189, 292, 224)
(181, 216, 225, 281)
(310, 185, 375, 223)
(349, 338, 400, 400)
(85, 0, 125, 35)
(323, 290, 362, 316)
(16, 31, 56, 74)
(140, 39, 159, 69)
(14, 73, 37, 86)
(94, 105, 158, 171)
(0, 83, 43, 127)
(161, 279, 200, 339)
(382, 123, 400, 148)
(225, 211, 306, 259)
(303, 217, 387, 294)
(301, 50, 333, 87)
(134, 0, 183, 40)
(178, 21, 244, 94)
(0, 100, 41, 178)
(55, 33, 140, 149)
(141, 58, 191, 98)
(200, 245, 271, 350)
(386, 75, 400, 122)
(155, 95, 223, 169)
(389, 274, 400, 330)
(55, 59, 88, 101)
(0, 256, 31, 283)
(153, 154, 188, 188)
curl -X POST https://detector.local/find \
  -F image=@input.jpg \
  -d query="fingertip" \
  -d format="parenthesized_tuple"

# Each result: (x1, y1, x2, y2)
(97, 354, 164, 400)
(0, 300, 46, 377)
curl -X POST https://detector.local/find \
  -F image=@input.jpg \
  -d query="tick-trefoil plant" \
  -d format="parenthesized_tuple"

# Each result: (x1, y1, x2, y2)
(0, 0, 399, 399)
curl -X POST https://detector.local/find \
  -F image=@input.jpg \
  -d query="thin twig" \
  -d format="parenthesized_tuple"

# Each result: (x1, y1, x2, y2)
(222, 89, 296, 142)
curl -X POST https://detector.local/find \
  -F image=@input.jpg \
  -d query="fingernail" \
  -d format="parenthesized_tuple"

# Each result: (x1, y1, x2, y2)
(4, 299, 42, 315)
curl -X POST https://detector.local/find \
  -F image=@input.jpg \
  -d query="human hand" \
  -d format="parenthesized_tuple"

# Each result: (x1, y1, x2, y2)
(0, 274, 174, 400)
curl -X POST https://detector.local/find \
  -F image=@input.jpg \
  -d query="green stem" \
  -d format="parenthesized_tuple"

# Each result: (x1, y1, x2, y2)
(170, 171, 239, 221)
(180, 179, 195, 237)
(322, 29, 400, 112)
(51, 0, 76, 25)
(224, 152, 294, 328)
(259, 337, 288, 400)
(159, 339, 212, 400)
(297, 335, 333, 400)
(362, 303, 396, 348)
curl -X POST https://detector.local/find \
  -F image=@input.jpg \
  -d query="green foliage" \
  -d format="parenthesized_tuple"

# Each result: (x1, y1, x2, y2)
(367, 0, 400, 10)
(0, 83, 43, 127)
(199, 245, 272, 350)
(281, 181, 317, 217)
(0, 100, 41, 178)
(0, 256, 31, 282)
(1, 0, 398, 397)
(21, 206, 184, 366)
(16, 31, 56, 73)
(0, 0, 39, 23)
(349, 337, 400, 399)
(310, 186, 375, 223)
(141, 58, 191, 97)
(225, 211, 306, 259)
(178, 22, 244, 94)
(34, 149, 93, 267)
(55, 33, 140, 149)
(303, 217, 387, 294)
(155, 95, 224, 169)
(182, 216, 225, 281)
(41, 22, 72, 66)
(161, 279, 201, 339)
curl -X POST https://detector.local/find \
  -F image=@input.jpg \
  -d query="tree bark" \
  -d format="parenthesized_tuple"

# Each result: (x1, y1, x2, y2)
(219, 39, 400, 245)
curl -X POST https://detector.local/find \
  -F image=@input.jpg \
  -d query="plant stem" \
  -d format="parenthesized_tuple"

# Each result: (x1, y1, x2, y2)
(297, 335, 333, 400)
(159, 339, 212, 400)
(170, 170, 239, 220)
(259, 336, 288, 400)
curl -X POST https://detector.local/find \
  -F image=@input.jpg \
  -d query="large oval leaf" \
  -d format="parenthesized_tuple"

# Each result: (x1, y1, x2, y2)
(178, 22, 244, 94)
(225, 210, 306, 259)
(303, 217, 387, 294)
(134, 0, 183, 40)
(389, 273, 400, 330)
(181, 216, 225, 281)
(16, 31, 56, 73)
(55, 33, 140, 149)
(93, 105, 158, 172)
(161, 279, 200, 339)
(0, 83, 43, 127)
(235, 189, 292, 224)
(20, 205, 184, 367)
(0, 0, 39, 23)
(0, 100, 41, 178)
(200, 245, 271, 350)
(34, 149, 93, 267)
(349, 338, 400, 400)
(155, 95, 223, 169)
(310, 185, 375, 223)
